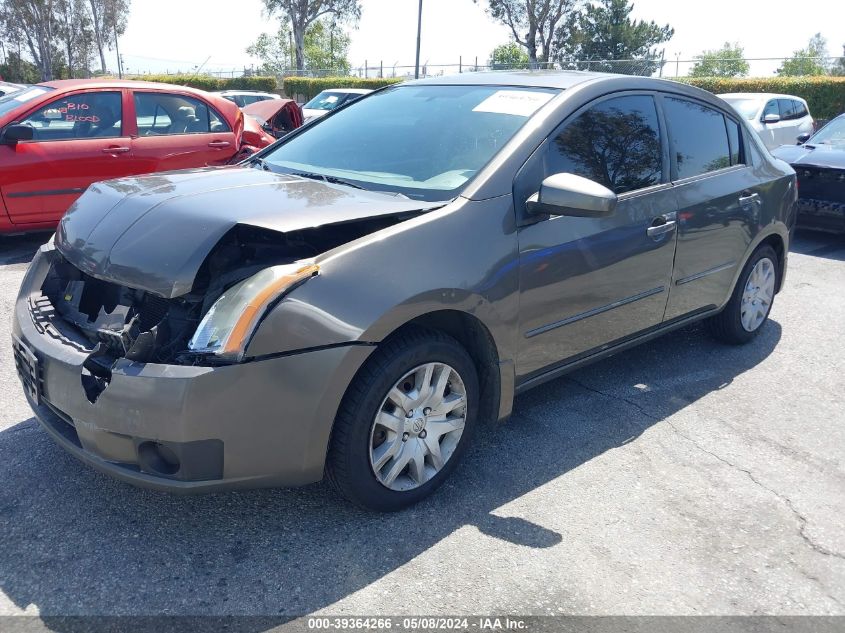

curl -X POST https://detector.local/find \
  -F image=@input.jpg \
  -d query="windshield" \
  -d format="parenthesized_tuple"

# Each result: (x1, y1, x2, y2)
(303, 91, 351, 111)
(721, 98, 760, 121)
(262, 85, 559, 200)
(808, 117, 845, 147)
(0, 86, 52, 118)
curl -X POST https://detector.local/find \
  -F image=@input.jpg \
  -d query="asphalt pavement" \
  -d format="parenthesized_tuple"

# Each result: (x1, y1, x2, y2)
(0, 230, 842, 619)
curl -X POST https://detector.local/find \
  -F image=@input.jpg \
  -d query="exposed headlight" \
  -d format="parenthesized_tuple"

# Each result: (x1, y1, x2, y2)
(188, 262, 319, 361)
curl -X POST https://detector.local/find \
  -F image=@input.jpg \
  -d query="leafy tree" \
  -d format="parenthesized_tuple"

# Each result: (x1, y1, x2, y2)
(689, 42, 749, 77)
(262, 0, 360, 72)
(248, 18, 350, 74)
(555, 0, 674, 76)
(778, 33, 829, 76)
(476, 0, 578, 67)
(1, 0, 57, 80)
(55, 0, 94, 77)
(489, 41, 529, 69)
(87, 0, 129, 74)
(0, 50, 40, 82)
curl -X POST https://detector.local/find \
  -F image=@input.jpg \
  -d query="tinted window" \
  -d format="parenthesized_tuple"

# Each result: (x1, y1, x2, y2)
(762, 100, 779, 119)
(134, 92, 229, 136)
(780, 99, 807, 120)
(664, 97, 731, 179)
(21, 91, 122, 140)
(547, 95, 662, 194)
(778, 99, 799, 120)
(726, 117, 742, 165)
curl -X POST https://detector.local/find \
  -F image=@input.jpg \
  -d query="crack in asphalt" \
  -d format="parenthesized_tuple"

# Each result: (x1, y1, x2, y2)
(565, 376, 845, 571)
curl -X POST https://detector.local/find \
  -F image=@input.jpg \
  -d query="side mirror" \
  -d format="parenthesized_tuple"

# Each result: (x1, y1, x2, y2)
(796, 132, 811, 144)
(763, 113, 781, 124)
(1, 124, 34, 145)
(527, 173, 617, 218)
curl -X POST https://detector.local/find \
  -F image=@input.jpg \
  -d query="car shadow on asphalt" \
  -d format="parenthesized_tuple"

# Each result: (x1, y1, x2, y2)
(0, 233, 50, 266)
(790, 230, 845, 261)
(0, 315, 782, 623)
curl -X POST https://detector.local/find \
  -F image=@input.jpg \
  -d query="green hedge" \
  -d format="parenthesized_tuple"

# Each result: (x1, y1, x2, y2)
(283, 76, 403, 101)
(126, 75, 278, 93)
(675, 76, 845, 121)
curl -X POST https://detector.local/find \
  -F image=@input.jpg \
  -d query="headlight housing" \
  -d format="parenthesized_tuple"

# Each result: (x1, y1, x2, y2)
(188, 262, 318, 361)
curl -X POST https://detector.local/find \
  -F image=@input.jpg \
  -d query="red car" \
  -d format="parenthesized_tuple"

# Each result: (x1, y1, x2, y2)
(0, 79, 276, 234)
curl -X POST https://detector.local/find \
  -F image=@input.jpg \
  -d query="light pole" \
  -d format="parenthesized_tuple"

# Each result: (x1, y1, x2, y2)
(414, 0, 423, 79)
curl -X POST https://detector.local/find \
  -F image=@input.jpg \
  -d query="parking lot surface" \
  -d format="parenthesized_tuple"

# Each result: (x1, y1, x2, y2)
(0, 230, 842, 617)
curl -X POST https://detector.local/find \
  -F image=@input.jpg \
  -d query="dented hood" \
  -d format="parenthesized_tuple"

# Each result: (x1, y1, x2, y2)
(56, 166, 436, 298)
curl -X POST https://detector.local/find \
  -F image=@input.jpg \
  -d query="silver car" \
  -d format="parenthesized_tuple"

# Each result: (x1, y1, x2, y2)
(719, 92, 814, 150)
(13, 72, 796, 510)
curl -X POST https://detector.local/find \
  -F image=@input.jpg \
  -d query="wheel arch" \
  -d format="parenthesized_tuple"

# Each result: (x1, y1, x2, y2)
(331, 309, 507, 448)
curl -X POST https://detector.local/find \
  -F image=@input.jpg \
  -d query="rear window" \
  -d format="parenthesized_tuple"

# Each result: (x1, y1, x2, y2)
(722, 98, 759, 121)
(664, 97, 732, 179)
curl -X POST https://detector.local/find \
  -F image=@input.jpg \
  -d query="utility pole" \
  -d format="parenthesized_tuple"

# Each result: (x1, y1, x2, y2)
(330, 18, 335, 71)
(114, 25, 123, 78)
(414, 0, 423, 79)
(289, 30, 294, 72)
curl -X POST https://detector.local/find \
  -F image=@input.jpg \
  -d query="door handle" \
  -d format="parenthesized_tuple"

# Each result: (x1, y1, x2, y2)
(102, 146, 130, 154)
(208, 140, 231, 148)
(738, 191, 760, 206)
(647, 213, 677, 239)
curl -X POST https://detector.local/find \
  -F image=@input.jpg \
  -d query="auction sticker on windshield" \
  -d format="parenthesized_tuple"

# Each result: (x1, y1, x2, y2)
(472, 90, 555, 117)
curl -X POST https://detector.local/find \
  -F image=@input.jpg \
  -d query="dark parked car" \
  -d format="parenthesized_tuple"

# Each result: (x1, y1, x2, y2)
(13, 72, 795, 511)
(772, 113, 845, 234)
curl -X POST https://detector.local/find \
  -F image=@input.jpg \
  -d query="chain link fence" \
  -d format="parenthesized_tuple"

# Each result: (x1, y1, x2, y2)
(126, 56, 845, 80)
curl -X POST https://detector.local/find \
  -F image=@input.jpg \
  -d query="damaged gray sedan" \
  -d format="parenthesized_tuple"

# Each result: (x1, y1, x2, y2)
(13, 72, 796, 510)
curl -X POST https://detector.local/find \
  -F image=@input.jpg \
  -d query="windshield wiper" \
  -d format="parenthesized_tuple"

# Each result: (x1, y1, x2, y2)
(290, 171, 365, 190)
(250, 156, 271, 171)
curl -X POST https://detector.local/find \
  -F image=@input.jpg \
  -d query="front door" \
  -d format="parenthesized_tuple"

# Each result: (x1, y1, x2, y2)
(515, 93, 678, 379)
(0, 90, 130, 226)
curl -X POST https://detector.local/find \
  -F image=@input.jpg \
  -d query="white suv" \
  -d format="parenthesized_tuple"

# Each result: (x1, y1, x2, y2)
(718, 93, 814, 150)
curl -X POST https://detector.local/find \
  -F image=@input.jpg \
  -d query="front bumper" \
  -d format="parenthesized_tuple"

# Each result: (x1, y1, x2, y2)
(12, 244, 374, 493)
(795, 198, 845, 234)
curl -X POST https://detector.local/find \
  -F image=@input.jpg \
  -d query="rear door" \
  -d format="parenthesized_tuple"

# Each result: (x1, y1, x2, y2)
(0, 89, 131, 226)
(515, 93, 678, 379)
(130, 91, 238, 172)
(661, 95, 760, 321)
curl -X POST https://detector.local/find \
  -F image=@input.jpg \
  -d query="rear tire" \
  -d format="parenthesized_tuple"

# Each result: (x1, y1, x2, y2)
(708, 245, 778, 345)
(326, 327, 479, 511)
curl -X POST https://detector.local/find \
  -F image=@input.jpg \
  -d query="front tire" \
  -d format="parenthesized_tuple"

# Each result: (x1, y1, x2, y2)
(326, 328, 479, 511)
(708, 245, 779, 345)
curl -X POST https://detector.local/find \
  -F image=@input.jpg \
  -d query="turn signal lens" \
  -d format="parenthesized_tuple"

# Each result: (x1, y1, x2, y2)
(188, 262, 319, 360)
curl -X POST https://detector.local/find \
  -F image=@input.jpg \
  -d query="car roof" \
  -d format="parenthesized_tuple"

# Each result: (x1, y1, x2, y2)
(217, 90, 277, 95)
(405, 70, 606, 90)
(40, 78, 220, 97)
(318, 88, 372, 94)
(718, 92, 807, 102)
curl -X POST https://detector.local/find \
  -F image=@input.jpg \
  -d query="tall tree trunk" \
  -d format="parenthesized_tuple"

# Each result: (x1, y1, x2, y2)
(293, 22, 305, 71)
(89, 0, 107, 73)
